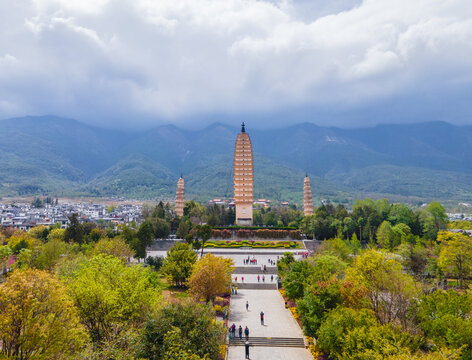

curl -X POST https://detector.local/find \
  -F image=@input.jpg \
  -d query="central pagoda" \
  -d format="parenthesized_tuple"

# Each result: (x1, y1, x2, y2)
(233, 122, 254, 225)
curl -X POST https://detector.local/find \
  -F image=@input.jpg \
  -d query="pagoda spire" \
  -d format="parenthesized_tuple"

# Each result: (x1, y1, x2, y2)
(241, 122, 246, 133)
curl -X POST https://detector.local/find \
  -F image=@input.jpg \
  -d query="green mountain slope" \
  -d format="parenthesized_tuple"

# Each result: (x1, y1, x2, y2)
(2, 116, 472, 203)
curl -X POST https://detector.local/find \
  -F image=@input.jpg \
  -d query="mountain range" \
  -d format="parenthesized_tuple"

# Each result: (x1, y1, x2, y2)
(1, 115, 472, 205)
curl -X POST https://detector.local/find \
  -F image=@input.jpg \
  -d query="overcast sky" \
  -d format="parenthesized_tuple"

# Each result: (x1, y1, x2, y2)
(1, 0, 471, 129)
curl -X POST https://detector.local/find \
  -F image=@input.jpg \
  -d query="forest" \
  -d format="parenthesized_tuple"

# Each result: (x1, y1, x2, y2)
(1, 198, 472, 359)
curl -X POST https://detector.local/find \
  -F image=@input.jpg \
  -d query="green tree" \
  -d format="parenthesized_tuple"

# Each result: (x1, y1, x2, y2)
(377, 221, 395, 249)
(423, 202, 448, 240)
(0, 245, 12, 274)
(437, 231, 472, 288)
(176, 219, 191, 239)
(135, 220, 155, 260)
(196, 224, 212, 256)
(64, 213, 84, 244)
(161, 327, 203, 360)
(297, 279, 342, 336)
(137, 300, 225, 360)
(283, 260, 316, 300)
(277, 252, 295, 279)
(152, 218, 171, 239)
(416, 290, 472, 356)
(66, 255, 160, 343)
(162, 243, 198, 287)
(0, 269, 87, 359)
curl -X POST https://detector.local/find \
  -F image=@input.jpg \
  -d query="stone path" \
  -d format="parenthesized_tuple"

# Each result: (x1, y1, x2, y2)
(227, 289, 312, 360)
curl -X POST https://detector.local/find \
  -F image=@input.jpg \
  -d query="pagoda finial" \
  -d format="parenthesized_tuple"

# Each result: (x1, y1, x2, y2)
(305, 172, 308, 178)
(180, 173, 183, 179)
(241, 122, 245, 133)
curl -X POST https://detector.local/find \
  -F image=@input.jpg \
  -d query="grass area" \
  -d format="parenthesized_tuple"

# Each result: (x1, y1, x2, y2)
(155, 274, 190, 302)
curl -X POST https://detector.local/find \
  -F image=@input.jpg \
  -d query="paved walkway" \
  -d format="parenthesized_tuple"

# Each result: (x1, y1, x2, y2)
(227, 289, 312, 360)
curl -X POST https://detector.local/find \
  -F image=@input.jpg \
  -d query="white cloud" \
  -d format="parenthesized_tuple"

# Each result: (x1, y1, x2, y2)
(0, 0, 471, 127)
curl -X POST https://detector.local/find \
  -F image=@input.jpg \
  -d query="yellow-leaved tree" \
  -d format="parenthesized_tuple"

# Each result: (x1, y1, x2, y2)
(0, 269, 87, 360)
(188, 253, 234, 303)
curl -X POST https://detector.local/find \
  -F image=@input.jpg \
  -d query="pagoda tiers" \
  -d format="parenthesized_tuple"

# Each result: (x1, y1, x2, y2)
(175, 175, 184, 217)
(303, 174, 314, 216)
(233, 122, 254, 225)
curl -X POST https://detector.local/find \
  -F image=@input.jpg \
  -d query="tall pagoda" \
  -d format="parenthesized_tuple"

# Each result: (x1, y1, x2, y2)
(233, 122, 254, 225)
(303, 174, 314, 216)
(175, 175, 184, 217)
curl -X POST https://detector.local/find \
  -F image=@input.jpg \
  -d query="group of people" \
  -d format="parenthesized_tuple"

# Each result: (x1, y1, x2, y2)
(257, 274, 275, 282)
(228, 323, 250, 341)
(243, 256, 258, 265)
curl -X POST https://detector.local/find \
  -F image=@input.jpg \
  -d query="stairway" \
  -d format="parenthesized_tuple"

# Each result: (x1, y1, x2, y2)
(233, 266, 277, 274)
(235, 283, 277, 290)
(229, 336, 306, 348)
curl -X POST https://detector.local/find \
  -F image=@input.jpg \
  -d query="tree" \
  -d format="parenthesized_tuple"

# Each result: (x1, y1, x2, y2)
(47, 228, 65, 242)
(162, 243, 198, 287)
(152, 218, 171, 239)
(297, 279, 342, 336)
(377, 221, 395, 249)
(316, 307, 378, 358)
(416, 290, 472, 353)
(176, 219, 191, 239)
(145, 255, 164, 271)
(64, 213, 84, 244)
(283, 260, 316, 300)
(34, 239, 71, 271)
(310, 254, 347, 282)
(92, 237, 134, 262)
(135, 220, 155, 260)
(160, 327, 203, 360)
(137, 300, 225, 360)
(67, 255, 160, 343)
(277, 252, 295, 278)
(196, 224, 212, 256)
(437, 231, 472, 288)
(0, 245, 12, 274)
(0, 269, 87, 359)
(345, 249, 419, 328)
(423, 202, 448, 240)
(188, 253, 234, 303)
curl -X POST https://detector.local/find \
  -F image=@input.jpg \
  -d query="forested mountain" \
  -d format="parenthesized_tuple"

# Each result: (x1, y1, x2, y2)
(1, 115, 472, 203)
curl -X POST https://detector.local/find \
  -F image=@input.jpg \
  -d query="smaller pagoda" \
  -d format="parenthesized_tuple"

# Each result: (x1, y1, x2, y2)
(303, 174, 314, 216)
(175, 175, 184, 217)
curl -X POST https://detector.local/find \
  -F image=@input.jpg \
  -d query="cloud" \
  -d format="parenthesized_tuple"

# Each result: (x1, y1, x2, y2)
(0, 0, 471, 128)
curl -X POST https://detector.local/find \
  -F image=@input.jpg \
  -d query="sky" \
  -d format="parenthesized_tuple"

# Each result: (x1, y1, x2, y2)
(0, 0, 472, 129)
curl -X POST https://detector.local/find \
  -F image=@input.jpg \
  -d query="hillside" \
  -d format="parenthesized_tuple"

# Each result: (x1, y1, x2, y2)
(1, 115, 472, 203)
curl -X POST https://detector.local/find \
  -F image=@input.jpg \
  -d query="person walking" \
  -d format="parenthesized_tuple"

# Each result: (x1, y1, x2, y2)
(246, 301, 249, 311)
(244, 326, 249, 340)
(245, 340, 250, 359)
(235, 276, 238, 283)
(228, 327, 233, 340)
(260, 311, 264, 325)
(242, 276, 244, 283)
(262, 275, 265, 282)
(271, 274, 274, 282)
(257, 275, 260, 282)
(235, 286, 238, 295)
(239, 325, 243, 340)
(231, 323, 236, 339)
